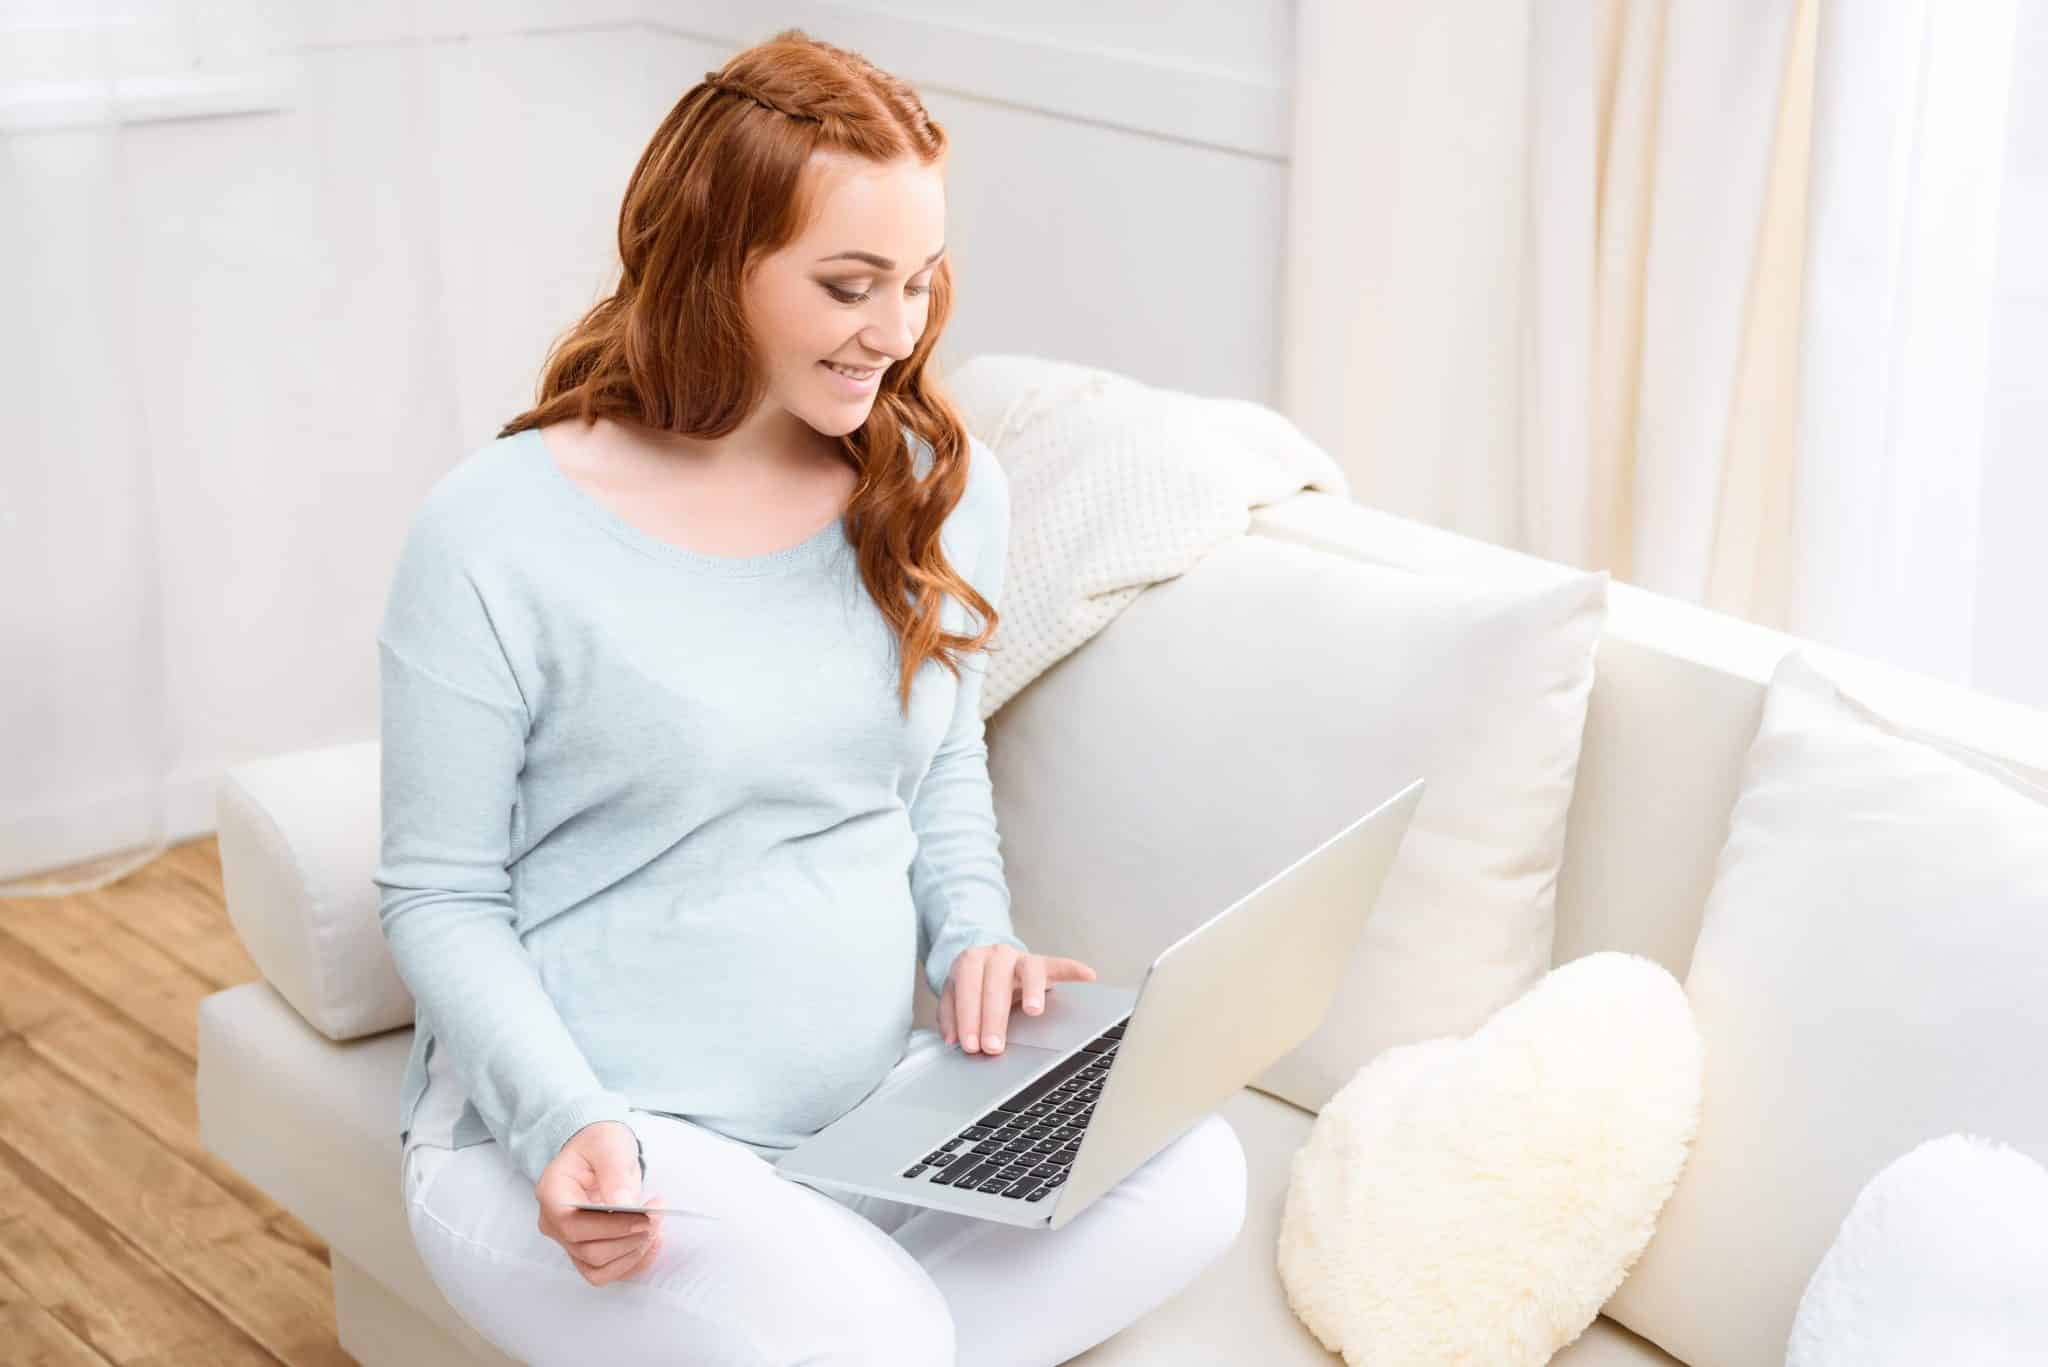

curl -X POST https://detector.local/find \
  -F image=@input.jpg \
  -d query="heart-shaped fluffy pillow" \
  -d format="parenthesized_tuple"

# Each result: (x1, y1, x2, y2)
(1278, 951, 1703, 1364)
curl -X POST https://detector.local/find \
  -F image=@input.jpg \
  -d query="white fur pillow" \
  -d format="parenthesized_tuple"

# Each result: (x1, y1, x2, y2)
(1789, 1134, 2048, 1365)
(1277, 951, 1703, 1364)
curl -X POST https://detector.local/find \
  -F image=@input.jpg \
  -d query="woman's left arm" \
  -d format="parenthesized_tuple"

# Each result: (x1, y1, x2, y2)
(907, 435, 1095, 1048)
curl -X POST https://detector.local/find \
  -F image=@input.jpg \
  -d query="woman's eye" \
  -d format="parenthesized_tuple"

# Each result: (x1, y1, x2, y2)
(826, 283, 930, 304)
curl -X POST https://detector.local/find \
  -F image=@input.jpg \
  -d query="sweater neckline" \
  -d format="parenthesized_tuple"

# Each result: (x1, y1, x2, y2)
(518, 427, 848, 577)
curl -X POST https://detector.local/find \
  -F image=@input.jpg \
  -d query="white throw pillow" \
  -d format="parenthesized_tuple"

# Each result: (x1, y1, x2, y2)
(1788, 1133, 2048, 1366)
(1278, 951, 1703, 1364)
(984, 536, 1606, 1113)
(1604, 651, 2048, 1366)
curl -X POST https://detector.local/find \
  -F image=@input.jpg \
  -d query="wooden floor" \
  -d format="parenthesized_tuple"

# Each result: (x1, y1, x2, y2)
(0, 836, 355, 1366)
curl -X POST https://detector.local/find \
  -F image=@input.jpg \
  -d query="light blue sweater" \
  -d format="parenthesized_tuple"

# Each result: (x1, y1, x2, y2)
(373, 425, 1028, 1187)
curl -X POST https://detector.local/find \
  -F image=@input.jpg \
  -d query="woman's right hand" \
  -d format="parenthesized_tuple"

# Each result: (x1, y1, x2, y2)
(535, 1119, 664, 1286)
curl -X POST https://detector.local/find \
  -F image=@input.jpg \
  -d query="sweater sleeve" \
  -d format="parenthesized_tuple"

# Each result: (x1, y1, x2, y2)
(373, 506, 645, 1189)
(914, 438, 1032, 999)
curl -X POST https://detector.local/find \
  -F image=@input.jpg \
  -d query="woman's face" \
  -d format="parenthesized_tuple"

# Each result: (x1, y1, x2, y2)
(744, 151, 947, 439)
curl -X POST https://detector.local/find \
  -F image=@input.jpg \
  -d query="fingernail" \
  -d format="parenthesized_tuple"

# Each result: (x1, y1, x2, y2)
(964, 1034, 977, 1050)
(1027, 998, 1042, 1011)
(986, 1035, 1003, 1052)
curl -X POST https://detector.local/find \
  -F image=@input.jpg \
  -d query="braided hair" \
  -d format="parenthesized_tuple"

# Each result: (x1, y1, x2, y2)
(700, 72, 823, 124)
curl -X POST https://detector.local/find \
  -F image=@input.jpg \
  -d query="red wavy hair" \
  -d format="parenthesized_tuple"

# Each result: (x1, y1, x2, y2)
(497, 28, 996, 718)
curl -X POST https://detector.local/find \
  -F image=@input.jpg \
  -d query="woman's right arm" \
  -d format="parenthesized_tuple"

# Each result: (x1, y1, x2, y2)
(372, 503, 641, 1189)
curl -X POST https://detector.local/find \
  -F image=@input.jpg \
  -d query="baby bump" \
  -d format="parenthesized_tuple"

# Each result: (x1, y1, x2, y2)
(529, 861, 922, 1131)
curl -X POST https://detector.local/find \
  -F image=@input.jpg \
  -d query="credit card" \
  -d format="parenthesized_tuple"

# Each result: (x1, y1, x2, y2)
(570, 1202, 712, 1217)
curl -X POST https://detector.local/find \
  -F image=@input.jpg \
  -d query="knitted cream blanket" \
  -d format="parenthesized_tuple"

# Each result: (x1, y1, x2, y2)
(942, 354, 1352, 717)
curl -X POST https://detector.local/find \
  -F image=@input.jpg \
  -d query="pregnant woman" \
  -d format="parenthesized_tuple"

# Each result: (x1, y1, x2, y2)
(376, 27, 1246, 1367)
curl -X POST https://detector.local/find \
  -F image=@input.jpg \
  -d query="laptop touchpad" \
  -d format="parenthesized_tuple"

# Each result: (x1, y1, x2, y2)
(886, 1042, 1063, 1117)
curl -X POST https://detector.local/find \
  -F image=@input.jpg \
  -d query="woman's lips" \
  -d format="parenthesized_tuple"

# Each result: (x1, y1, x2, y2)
(820, 360, 881, 394)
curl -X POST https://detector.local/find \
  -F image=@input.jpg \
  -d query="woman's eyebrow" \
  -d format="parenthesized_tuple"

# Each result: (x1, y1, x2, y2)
(815, 245, 947, 270)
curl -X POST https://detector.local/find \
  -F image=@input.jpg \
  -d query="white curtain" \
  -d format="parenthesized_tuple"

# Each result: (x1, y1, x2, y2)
(5, 0, 178, 893)
(1283, 0, 2048, 712)
(1792, 0, 2045, 706)
(1, 0, 302, 893)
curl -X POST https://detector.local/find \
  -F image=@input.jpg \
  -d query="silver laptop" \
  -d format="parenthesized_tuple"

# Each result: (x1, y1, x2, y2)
(773, 777, 1426, 1231)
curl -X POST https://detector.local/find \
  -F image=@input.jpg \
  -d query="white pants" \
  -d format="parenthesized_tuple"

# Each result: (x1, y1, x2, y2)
(401, 1028, 1248, 1367)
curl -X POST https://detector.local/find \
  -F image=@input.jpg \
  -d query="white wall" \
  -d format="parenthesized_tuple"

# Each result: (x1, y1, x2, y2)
(0, 1, 1293, 878)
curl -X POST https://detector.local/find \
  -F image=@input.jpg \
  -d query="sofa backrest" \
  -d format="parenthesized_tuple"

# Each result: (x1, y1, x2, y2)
(218, 487, 2048, 1068)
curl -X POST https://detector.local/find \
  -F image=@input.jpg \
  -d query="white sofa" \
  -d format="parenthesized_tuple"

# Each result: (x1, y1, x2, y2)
(196, 481, 2035, 1366)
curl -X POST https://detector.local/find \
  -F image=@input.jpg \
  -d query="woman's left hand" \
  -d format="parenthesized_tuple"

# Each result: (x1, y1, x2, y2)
(940, 943, 1098, 1056)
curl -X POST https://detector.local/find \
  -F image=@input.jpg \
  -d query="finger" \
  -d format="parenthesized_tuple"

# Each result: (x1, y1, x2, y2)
(556, 1205, 656, 1245)
(939, 981, 956, 1046)
(607, 1223, 664, 1285)
(598, 1190, 666, 1280)
(955, 949, 985, 1052)
(563, 1212, 654, 1246)
(1048, 957, 1098, 984)
(1020, 955, 1047, 1014)
(584, 1226, 660, 1286)
(573, 1229, 654, 1270)
(979, 945, 1018, 1054)
(623, 1224, 664, 1282)
(550, 1175, 659, 1241)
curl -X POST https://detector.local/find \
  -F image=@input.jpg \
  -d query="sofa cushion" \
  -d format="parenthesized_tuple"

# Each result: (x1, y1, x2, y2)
(1604, 651, 2048, 1366)
(217, 739, 404, 1041)
(988, 533, 1605, 1114)
(1251, 489, 1786, 984)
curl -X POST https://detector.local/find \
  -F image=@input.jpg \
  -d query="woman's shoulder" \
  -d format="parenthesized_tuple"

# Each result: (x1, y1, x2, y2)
(402, 431, 546, 555)
(927, 429, 1008, 588)
(963, 429, 1006, 492)
(961, 431, 1009, 535)
(914, 426, 1007, 528)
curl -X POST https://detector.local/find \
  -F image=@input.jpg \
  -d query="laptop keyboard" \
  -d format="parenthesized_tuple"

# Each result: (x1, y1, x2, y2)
(898, 1016, 1131, 1203)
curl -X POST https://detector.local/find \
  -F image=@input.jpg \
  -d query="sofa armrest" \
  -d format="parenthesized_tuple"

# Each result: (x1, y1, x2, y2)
(216, 738, 411, 1041)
